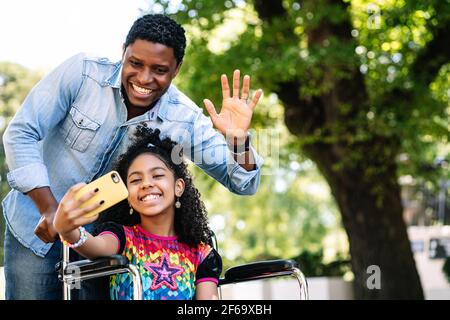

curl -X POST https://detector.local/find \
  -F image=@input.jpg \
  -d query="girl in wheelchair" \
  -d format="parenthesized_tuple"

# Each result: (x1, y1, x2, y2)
(53, 126, 222, 300)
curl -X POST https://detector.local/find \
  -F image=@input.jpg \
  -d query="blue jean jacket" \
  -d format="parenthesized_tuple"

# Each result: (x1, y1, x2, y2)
(2, 53, 263, 257)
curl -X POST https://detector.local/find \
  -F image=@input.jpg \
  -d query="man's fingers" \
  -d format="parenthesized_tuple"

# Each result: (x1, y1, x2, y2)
(249, 89, 263, 111)
(241, 75, 250, 100)
(35, 227, 47, 242)
(34, 217, 46, 233)
(203, 99, 218, 120)
(232, 70, 240, 98)
(34, 215, 58, 243)
(35, 225, 52, 243)
(39, 234, 51, 243)
(221, 74, 230, 99)
(47, 225, 59, 241)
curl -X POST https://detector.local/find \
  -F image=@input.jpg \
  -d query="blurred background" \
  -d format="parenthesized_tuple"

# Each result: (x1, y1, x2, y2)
(0, 0, 449, 299)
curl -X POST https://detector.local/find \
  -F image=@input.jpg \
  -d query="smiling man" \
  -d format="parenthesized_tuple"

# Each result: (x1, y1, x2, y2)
(2, 14, 263, 300)
(122, 39, 181, 118)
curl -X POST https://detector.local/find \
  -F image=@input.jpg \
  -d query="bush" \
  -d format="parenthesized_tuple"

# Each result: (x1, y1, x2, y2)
(291, 249, 351, 277)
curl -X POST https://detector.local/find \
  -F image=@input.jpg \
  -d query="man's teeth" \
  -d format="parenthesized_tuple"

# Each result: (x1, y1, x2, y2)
(141, 194, 161, 201)
(132, 84, 152, 94)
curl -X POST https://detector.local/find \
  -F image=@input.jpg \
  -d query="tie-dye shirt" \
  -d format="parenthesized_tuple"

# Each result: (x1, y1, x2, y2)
(95, 222, 222, 300)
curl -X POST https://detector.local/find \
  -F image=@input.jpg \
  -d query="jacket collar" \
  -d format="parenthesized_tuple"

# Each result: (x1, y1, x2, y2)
(106, 61, 122, 89)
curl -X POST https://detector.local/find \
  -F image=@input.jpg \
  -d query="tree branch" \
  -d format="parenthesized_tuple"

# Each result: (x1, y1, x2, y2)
(252, 0, 364, 137)
(252, 0, 310, 135)
(253, 0, 285, 22)
(411, 22, 450, 85)
(380, 18, 450, 109)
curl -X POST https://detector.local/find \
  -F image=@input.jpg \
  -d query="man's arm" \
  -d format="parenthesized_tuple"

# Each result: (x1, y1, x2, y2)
(28, 187, 59, 243)
(188, 69, 263, 195)
(203, 70, 262, 172)
(3, 53, 86, 242)
(228, 135, 256, 171)
(189, 108, 264, 196)
(233, 151, 255, 171)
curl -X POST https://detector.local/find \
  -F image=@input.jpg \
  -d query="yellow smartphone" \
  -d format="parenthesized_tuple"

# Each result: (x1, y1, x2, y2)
(75, 171, 129, 218)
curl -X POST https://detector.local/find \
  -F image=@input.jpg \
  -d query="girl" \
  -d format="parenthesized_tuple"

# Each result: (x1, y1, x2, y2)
(53, 126, 222, 300)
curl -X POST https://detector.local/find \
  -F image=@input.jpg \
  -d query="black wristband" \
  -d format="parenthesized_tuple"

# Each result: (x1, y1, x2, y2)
(231, 134, 250, 154)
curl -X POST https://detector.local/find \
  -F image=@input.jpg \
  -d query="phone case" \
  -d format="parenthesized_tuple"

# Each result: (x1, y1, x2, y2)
(75, 171, 129, 218)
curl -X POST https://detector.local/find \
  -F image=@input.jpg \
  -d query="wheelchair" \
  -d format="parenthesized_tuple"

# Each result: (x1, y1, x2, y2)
(57, 234, 309, 300)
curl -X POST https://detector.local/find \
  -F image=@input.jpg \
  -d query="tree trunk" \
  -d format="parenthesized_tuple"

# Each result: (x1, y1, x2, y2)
(278, 65, 424, 300)
(254, 0, 426, 299)
(281, 83, 425, 298)
(303, 141, 424, 299)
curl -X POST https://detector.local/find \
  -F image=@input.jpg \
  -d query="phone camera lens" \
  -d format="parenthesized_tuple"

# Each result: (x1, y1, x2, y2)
(111, 173, 120, 183)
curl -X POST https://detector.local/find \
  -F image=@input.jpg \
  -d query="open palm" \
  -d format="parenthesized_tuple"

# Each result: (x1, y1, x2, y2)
(203, 70, 262, 140)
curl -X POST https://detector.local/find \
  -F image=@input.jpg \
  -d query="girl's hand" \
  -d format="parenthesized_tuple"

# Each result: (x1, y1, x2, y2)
(53, 183, 102, 238)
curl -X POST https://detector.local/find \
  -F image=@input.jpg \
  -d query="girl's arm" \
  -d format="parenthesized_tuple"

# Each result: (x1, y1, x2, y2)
(195, 282, 219, 300)
(53, 183, 119, 260)
(195, 249, 222, 300)
(59, 228, 119, 260)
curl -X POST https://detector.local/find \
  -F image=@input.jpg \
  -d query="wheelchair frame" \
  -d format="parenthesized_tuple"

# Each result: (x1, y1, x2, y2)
(58, 240, 309, 300)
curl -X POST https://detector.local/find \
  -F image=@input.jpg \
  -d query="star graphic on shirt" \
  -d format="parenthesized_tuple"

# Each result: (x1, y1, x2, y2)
(144, 253, 184, 291)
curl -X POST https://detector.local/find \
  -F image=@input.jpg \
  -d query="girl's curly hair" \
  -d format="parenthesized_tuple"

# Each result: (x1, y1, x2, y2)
(97, 126, 212, 247)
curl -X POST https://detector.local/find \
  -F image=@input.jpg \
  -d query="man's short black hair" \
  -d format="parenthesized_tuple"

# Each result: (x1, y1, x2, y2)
(124, 14, 186, 65)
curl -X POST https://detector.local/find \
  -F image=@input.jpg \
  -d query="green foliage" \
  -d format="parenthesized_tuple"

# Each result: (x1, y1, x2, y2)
(292, 249, 351, 277)
(149, 0, 450, 184)
(349, 0, 450, 189)
(192, 161, 345, 272)
(0, 62, 41, 117)
(143, 2, 450, 290)
(2, 1, 449, 281)
(188, 98, 345, 271)
(0, 60, 346, 272)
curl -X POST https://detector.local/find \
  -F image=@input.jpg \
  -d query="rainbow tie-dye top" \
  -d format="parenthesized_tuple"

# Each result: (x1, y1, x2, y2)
(101, 224, 220, 300)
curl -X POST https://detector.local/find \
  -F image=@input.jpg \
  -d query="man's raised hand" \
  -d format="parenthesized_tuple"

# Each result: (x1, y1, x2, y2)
(203, 70, 262, 141)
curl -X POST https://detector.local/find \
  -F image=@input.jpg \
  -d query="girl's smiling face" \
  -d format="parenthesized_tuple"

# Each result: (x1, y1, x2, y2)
(126, 153, 184, 219)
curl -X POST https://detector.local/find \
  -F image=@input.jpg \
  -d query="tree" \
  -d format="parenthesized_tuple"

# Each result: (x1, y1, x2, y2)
(145, 0, 450, 299)
(188, 101, 345, 271)
(0, 62, 41, 264)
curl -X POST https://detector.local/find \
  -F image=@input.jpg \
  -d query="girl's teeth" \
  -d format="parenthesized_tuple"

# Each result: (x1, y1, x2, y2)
(142, 194, 160, 201)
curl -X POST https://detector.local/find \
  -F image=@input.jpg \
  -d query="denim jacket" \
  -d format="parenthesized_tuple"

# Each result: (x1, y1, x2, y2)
(2, 53, 263, 257)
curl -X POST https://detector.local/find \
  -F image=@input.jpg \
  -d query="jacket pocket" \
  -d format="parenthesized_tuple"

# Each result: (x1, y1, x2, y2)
(61, 107, 100, 152)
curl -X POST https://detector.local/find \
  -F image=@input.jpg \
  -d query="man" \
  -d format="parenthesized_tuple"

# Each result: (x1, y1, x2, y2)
(2, 14, 263, 299)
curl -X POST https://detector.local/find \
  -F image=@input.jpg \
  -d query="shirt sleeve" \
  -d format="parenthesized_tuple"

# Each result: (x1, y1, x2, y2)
(3, 53, 87, 193)
(189, 111, 264, 196)
(92, 222, 126, 255)
(196, 248, 222, 285)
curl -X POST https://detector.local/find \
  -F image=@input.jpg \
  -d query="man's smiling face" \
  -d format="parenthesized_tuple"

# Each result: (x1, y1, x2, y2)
(121, 39, 181, 108)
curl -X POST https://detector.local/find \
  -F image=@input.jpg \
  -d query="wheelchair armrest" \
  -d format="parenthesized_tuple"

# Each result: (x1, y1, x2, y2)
(220, 259, 299, 285)
(56, 255, 129, 279)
